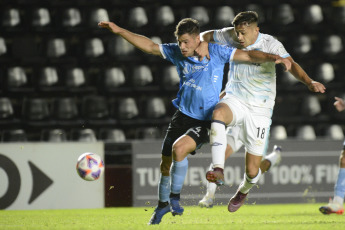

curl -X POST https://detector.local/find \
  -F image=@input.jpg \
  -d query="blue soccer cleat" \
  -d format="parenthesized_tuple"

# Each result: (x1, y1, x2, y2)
(148, 204, 171, 225)
(170, 197, 184, 216)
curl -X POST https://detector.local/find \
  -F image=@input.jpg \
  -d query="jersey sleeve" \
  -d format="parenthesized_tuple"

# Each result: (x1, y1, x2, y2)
(210, 43, 237, 64)
(213, 27, 234, 45)
(266, 37, 290, 58)
(159, 43, 179, 65)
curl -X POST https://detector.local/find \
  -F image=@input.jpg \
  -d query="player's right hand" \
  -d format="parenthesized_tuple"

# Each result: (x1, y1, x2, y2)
(98, 21, 121, 34)
(195, 41, 210, 61)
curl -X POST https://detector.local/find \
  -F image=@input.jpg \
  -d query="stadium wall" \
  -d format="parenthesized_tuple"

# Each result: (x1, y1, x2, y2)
(0, 142, 104, 210)
(132, 139, 343, 207)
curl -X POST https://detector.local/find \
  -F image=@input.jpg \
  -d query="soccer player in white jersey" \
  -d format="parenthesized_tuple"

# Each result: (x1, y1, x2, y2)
(196, 11, 326, 212)
(319, 96, 345, 215)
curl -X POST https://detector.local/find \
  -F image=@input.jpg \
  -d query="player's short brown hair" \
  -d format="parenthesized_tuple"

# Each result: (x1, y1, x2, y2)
(174, 18, 200, 38)
(232, 11, 259, 26)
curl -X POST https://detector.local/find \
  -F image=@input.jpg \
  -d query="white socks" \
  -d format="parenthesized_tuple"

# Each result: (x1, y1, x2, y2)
(210, 120, 227, 169)
(205, 163, 217, 198)
(239, 169, 262, 194)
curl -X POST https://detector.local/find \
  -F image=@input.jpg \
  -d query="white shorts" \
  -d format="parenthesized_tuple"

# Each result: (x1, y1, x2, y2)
(220, 95, 272, 156)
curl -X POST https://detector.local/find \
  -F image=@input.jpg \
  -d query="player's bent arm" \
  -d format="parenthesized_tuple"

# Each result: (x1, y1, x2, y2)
(233, 50, 291, 71)
(287, 56, 326, 93)
(200, 30, 215, 42)
(98, 21, 162, 57)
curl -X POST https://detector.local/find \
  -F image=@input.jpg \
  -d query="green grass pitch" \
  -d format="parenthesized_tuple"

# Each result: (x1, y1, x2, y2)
(1, 204, 344, 230)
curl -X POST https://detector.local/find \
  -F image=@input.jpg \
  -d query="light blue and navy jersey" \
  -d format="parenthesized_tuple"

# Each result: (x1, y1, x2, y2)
(159, 43, 236, 121)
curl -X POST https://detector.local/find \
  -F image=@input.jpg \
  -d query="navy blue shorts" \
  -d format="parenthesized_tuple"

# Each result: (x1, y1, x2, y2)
(161, 110, 210, 157)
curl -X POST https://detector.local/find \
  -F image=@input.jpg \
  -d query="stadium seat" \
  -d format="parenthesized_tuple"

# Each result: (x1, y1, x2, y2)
(132, 65, 153, 87)
(81, 95, 109, 120)
(332, 5, 345, 27)
(156, 5, 175, 26)
(0, 97, 14, 119)
(136, 127, 162, 140)
(52, 97, 79, 120)
(214, 6, 234, 28)
(315, 63, 334, 83)
(90, 8, 109, 27)
(145, 97, 166, 118)
(47, 38, 66, 58)
(118, 97, 139, 119)
(7, 66, 27, 87)
(99, 128, 126, 142)
(85, 38, 104, 57)
(303, 4, 323, 25)
(189, 6, 209, 26)
(0, 37, 7, 56)
(62, 8, 82, 27)
(107, 36, 135, 57)
(273, 4, 294, 25)
(65, 68, 85, 87)
(21, 98, 50, 121)
(39, 67, 59, 87)
(162, 66, 179, 88)
(150, 36, 162, 45)
(41, 129, 68, 142)
(1, 129, 28, 142)
(325, 124, 344, 140)
(301, 95, 321, 117)
(279, 71, 299, 86)
(32, 8, 51, 27)
(246, 4, 265, 24)
(270, 125, 288, 140)
(72, 128, 97, 142)
(293, 34, 312, 56)
(323, 35, 343, 56)
(296, 125, 316, 140)
(2, 8, 20, 27)
(128, 7, 148, 28)
(104, 67, 126, 88)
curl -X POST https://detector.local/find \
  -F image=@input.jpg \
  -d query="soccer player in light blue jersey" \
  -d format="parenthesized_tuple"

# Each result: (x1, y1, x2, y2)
(196, 11, 326, 212)
(99, 18, 291, 225)
(319, 96, 345, 215)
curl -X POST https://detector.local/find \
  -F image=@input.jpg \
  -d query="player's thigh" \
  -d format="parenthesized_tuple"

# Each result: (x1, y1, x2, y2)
(172, 135, 197, 160)
(243, 114, 271, 157)
(185, 125, 209, 151)
(226, 126, 244, 157)
(219, 96, 246, 126)
(213, 102, 234, 125)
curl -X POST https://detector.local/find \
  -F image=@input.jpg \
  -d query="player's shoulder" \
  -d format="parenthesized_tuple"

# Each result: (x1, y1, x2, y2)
(260, 33, 279, 42)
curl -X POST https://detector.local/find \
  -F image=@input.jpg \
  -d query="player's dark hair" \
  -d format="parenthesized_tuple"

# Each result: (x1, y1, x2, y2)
(174, 18, 200, 38)
(232, 11, 259, 26)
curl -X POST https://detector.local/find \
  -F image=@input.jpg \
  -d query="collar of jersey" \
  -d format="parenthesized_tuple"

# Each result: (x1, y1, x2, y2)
(246, 32, 262, 49)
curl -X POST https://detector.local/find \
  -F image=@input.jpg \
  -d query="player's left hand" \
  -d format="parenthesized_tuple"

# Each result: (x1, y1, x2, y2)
(195, 41, 210, 61)
(307, 80, 326, 93)
(275, 58, 291, 72)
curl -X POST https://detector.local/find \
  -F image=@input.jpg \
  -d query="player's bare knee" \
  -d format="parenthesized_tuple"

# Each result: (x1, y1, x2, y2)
(212, 107, 226, 121)
(172, 142, 186, 161)
(246, 168, 260, 179)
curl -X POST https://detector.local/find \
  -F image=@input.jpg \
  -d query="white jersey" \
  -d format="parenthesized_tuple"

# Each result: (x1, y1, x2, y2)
(214, 27, 290, 110)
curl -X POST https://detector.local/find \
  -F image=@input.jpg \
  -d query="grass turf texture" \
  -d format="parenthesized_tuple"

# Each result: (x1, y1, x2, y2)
(1, 204, 344, 230)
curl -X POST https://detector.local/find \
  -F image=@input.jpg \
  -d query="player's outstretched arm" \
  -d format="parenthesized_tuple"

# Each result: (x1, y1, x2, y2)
(287, 57, 326, 93)
(334, 97, 345, 112)
(98, 21, 162, 57)
(233, 50, 292, 72)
